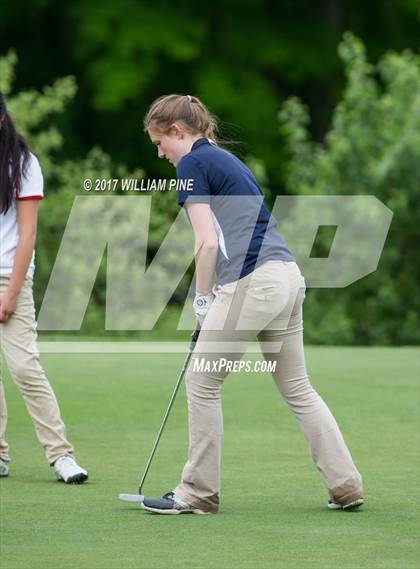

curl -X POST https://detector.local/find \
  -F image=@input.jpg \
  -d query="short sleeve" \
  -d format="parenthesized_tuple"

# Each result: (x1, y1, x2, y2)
(176, 154, 210, 207)
(17, 153, 44, 201)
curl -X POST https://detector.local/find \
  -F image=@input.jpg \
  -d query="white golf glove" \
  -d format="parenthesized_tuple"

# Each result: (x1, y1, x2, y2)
(193, 291, 215, 325)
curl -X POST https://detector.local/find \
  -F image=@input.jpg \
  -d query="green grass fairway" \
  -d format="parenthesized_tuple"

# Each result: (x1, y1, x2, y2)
(1, 346, 419, 569)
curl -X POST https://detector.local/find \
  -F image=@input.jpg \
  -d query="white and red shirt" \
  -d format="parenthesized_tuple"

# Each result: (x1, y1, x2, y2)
(0, 153, 44, 279)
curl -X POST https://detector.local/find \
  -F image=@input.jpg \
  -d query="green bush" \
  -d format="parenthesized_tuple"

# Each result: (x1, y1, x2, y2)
(279, 33, 420, 345)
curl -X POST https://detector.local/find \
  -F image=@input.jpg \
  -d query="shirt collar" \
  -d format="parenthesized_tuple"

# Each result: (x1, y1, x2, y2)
(191, 138, 211, 152)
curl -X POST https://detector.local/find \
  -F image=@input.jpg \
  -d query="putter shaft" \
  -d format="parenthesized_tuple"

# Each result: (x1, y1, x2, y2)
(138, 327, 200, 495)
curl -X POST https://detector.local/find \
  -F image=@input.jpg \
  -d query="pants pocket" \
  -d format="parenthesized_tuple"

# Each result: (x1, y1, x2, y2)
(247, 284, 278, 302)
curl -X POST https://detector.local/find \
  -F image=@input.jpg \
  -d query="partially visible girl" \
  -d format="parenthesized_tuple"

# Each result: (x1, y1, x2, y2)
(0, 93, 88, 483)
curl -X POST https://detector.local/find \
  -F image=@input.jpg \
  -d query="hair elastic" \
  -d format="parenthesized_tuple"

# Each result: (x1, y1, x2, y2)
(187, 95, 192, 102)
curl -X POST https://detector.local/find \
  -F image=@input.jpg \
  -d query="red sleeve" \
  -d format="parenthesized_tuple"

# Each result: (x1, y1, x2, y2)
(17, 195, 44, 201)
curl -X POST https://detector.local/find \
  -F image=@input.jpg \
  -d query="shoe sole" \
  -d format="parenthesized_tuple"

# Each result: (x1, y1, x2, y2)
(0, 463, 9, 478)
(328, 498, 364, 510)
(57, 472, 89, 484)
(142, 504, 210, 515)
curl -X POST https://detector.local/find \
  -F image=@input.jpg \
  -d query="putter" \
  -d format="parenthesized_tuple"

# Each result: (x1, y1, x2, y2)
(119, 325, 201, 504)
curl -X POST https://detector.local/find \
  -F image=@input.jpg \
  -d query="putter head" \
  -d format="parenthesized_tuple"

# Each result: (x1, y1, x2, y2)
(118, 493, 144, 504)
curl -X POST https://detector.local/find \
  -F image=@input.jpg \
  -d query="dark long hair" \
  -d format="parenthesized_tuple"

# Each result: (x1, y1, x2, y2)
(0, 93, 31, 214)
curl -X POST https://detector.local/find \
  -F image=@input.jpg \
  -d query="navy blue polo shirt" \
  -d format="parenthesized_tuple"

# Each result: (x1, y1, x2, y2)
(177, 138, 295, 285)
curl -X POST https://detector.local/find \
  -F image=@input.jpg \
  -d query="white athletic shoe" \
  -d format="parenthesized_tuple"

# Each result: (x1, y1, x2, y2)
(54, 456, 88, 484)
(0, 458, 9, 477)
(328, 497, 364, 510)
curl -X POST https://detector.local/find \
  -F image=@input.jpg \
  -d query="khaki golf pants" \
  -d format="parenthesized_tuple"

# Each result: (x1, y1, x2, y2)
(175, 261, 363, 513)
(0, 276, 74, 465)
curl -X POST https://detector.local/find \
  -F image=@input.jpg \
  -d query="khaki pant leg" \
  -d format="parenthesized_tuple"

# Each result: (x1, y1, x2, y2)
(175, 277, 258, 513)
(0, 277, 74, 464)
(175, 261, 297, 511)
(0, 373, 10, 463)
(258, 263, 363, 503)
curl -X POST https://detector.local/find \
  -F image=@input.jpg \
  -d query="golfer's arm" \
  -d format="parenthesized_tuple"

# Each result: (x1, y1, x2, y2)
(7, 200, 39, 298)
(186, 203, 218, 294)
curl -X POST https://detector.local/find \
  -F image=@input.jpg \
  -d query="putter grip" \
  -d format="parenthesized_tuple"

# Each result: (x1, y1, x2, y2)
(190, 326, 201, 348)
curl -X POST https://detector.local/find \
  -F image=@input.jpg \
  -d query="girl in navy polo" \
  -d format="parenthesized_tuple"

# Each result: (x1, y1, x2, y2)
(142, 94, 363, 514)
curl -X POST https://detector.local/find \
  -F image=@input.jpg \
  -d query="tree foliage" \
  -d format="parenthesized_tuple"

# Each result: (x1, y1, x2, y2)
(279, 33, 420, 344)
(1, 0, 417, 187)
(1, 27, 418, 344)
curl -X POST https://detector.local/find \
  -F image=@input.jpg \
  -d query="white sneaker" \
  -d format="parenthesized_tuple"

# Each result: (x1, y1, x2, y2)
(54, 456, 88, 484)
(0, 458, 9, 477)
(328, 497, 364, 510)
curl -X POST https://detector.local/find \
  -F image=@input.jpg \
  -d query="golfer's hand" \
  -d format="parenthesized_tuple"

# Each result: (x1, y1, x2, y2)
(193, 291, 215, 326)
(0, 292, 17, 323)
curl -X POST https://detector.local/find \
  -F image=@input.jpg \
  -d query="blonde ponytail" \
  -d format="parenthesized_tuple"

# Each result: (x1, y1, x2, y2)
(144, 94, 219, 144)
